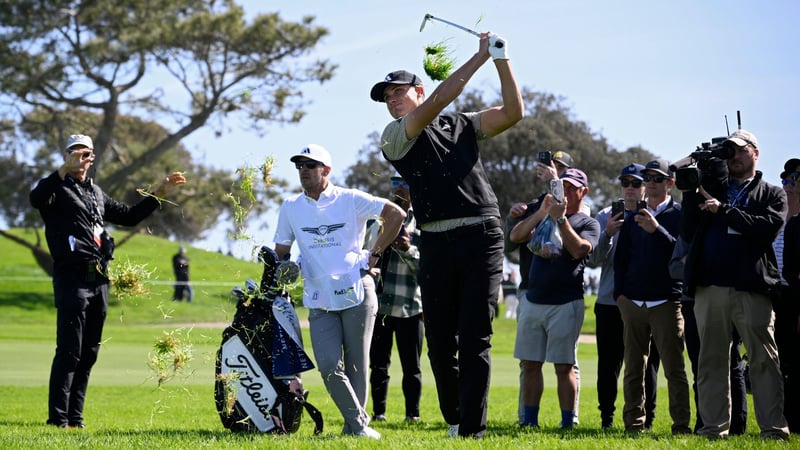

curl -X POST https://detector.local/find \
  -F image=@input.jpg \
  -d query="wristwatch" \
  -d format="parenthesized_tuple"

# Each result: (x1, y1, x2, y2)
(556, 216, 567, 225)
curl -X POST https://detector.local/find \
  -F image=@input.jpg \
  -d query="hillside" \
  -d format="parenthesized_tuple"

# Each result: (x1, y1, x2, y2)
(0, 228, 267, 325)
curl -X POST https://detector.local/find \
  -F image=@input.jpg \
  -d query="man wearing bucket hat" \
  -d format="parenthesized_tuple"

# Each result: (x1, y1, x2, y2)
(370, 31, 523, 438)
(273, 144, 406, 440)
(31, 133, 185, 429)
(681, 129, 789, 440)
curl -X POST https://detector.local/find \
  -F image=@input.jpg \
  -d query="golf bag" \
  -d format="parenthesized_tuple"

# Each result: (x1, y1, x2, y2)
(214, 246, 323, 434)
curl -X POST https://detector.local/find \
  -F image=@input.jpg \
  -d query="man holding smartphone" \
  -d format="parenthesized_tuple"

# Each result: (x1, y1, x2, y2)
(613, 159, 690, 434)
(509, 169, 599, 429)
(586, 163, 661, 429)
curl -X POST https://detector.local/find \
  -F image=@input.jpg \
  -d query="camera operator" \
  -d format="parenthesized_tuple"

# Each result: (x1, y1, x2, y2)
(680, 129, 789, 440)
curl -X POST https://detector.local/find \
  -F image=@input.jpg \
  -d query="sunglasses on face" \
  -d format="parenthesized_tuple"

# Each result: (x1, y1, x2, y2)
(294, 160, 323, 170)
(68, 148, 94, 159)
(390, 180, 409, 189)
(642, 174, 667, 183)
(620, 179, 643, 188)
(783, 172, 800, 186)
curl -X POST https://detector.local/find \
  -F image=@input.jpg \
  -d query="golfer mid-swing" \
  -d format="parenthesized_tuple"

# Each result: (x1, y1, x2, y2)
(370, 31, 523, 438)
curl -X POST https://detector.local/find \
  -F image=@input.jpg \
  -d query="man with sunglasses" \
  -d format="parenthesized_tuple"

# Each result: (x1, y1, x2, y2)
(31, 134, 186, 429)
(614, 159, 691, 435)
(364, 174, 424, 425)
(774, 158, 800, 432)
(370, 31, 522, 438)
(681, 129, 789, 440)
(273, 144, 406, 440)
(586, 163, 661, 430)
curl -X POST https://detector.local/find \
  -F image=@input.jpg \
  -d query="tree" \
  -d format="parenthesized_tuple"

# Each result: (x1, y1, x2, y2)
(0, 1, 334, 270)
(343, 87, 659, 218)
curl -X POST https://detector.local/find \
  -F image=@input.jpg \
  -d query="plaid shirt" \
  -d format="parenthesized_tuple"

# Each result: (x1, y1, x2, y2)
(365, 210, 422, 318)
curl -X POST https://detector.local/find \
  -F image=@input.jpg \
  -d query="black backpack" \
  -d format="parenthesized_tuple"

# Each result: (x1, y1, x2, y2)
(214, 247, 323, 434)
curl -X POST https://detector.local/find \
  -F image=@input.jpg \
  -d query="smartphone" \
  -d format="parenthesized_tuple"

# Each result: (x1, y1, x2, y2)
(549, 178, 564, 203)
(538, 151, 552, 166)
(611, 199, 624, 217)
(636, 200, 647, 211)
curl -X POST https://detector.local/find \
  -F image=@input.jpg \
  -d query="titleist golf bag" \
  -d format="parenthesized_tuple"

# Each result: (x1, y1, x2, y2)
(214, 246, 323, 434)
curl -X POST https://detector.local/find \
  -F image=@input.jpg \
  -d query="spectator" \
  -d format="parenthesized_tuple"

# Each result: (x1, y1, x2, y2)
(501, 270, 519, 319)
(370, 31, 522, 438)
(614, 159, 691, 435)
(365, 174, 424, 424)
(509, 169, 599, 429)
(273, 144, 405, 440)
(31, 134, 185, 428)
(682, 129, 789, 440)
(505, 151, 584, 425)
(586, 163, 661, 429)
(172, 246, 192, 302)
(670, 236, 748, 434)
(776, 157, 800, 432)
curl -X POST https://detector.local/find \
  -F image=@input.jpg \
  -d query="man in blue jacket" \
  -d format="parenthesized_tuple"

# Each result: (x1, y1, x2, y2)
(614, 159, 690, 435)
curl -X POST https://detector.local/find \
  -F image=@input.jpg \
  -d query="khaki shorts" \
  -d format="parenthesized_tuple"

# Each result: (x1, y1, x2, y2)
(514, 298, 584, 363)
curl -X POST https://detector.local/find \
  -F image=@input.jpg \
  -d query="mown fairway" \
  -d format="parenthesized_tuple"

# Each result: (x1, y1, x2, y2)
(0, 230, 791, 448)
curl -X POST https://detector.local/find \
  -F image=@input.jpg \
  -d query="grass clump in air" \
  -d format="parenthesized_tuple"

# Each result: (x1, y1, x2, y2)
(423, 41, 456, 81)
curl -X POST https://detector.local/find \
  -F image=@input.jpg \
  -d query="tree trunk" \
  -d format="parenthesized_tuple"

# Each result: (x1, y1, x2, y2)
(0, 229, 53, 276)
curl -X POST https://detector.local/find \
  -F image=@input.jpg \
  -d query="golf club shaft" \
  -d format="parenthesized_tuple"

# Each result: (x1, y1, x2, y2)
(427, 14, 480, 37)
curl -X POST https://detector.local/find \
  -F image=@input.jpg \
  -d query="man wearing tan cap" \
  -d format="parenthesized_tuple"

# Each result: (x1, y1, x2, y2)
(31, 134, 185, 429)
(681, 129, 789, 440)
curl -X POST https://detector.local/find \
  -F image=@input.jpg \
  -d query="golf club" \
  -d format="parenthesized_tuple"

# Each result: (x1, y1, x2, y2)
(420, 14, 503, 49)
(420, 13, 479, 37)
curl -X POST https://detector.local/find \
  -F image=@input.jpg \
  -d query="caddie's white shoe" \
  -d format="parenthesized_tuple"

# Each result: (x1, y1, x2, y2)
(356, 426, 381, 439)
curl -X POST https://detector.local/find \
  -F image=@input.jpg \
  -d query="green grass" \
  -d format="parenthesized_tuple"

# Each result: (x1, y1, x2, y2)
(0, 229, 792, 448)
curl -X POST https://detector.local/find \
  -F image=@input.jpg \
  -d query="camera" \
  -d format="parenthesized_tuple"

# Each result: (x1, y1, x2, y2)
(636, 200, 647, 212)
(611, 199, 624, 217)
(538, 151, 552, 166)
(671, 137, 731, 191)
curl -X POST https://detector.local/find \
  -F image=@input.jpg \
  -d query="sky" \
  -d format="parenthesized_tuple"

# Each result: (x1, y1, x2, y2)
(185, 0, 800, 258)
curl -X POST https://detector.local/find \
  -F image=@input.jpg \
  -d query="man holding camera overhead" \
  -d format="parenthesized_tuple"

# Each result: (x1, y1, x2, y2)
(681, 129, 789, 440)
(31, 134, 185, 429)
(509, 168, 599, 429)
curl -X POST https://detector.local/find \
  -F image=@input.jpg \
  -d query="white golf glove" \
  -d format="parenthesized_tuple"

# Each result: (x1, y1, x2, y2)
(489, 34, 508, 60)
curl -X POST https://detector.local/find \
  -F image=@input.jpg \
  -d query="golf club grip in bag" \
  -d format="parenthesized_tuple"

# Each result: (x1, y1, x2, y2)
(214, 247, 322, 434)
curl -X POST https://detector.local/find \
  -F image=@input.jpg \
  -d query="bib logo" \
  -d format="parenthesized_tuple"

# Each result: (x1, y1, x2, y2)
(301, 223, 345, 237)
(220, 335, 279, 432)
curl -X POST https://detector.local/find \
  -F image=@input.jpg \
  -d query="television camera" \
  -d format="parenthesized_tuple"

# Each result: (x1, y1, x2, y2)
(669, 137, 733, 192)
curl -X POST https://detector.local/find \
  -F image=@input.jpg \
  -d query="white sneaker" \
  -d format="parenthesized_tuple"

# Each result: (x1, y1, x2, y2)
(356, 426, 381, 440)
(447, 424, 459, 438)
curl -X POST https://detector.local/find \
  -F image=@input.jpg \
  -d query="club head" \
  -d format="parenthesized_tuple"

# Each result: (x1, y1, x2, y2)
(419, 13, 431, 32)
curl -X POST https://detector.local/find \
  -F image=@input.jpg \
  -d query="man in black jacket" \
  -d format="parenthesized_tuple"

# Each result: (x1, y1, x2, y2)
(31, 134, 185, 428)
(682, 129, 789, 440)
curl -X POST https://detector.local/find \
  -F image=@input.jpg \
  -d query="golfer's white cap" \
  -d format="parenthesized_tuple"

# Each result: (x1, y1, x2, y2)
(65, 134, 93, 152)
